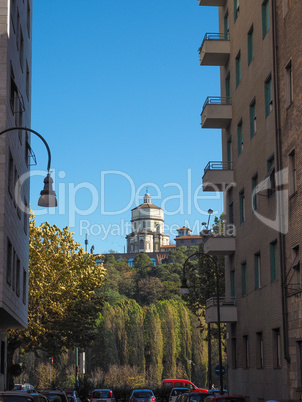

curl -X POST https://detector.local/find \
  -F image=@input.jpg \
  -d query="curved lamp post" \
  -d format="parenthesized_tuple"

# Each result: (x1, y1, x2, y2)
(0, 126, 57, 207)
(180, 251, 223, 395)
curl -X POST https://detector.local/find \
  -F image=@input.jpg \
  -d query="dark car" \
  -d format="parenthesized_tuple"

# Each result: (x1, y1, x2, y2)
(64, 391, 81, 402)
(204, 396, 247, 402)
(175, 392, 190, 402)
(169, 388, 190, 402)
(39, 390, 68, 402)
(129, 390, 156, 402)
(189, 392, 212, 402)
(0, 391, 47, 402)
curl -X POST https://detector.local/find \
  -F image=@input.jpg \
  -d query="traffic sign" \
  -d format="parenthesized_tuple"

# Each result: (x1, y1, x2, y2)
(215, 365, 226, 376)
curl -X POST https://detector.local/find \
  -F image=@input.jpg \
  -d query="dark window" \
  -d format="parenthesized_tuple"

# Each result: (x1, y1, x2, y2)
(6, 238, 12, 285)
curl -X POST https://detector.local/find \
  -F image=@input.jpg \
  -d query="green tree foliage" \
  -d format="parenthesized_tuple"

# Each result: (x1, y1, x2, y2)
(134, 253, 153, 269)
(144, 305, 163, 385)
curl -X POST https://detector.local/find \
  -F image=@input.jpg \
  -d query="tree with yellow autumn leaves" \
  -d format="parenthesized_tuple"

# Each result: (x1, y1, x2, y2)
(8, 215, 106, 367)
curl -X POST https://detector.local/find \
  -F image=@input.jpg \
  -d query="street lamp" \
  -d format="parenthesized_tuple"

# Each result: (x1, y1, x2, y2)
(0, 126, 57, 207)
(180, 252, 223, 395)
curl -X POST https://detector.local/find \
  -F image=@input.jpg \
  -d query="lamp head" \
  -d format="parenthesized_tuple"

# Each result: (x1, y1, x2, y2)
(180, 277, 190, 295)
(38, 173, 57, 207)
(208, 208, 214, 215)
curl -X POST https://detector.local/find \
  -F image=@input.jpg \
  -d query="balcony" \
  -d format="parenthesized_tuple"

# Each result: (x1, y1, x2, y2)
(199, 33, 230, 66)
(203, 235, 235, 255)
(202, 161, 234, 192)
(205, 297, 237, 323)
(198, 0, 226, 6)
(201, 97, 232, 129)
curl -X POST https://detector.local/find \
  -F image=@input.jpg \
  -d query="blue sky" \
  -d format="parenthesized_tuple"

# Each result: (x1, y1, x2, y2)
(30, 0, 222, 254)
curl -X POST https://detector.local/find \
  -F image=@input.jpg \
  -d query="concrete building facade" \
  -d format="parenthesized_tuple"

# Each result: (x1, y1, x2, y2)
(199, 0, 302, 400)
(0, 0, 32, 390)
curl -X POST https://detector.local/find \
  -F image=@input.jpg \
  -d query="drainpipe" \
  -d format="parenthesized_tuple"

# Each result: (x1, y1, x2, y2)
(271, 0, 290, 363)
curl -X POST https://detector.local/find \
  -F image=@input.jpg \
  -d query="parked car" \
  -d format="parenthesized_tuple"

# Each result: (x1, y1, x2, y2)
(64, 390, 81, 402)
(13, 384, 35, 391)
(40, 390, 69, 402)
(204, 396, 247, 402)
(207, 390, 228, 397)
(162, 380, 208, 394)
(169, 388, 190, 402)
(175, 392, 190, 402)
(0, 391, 47, 402)
(189, 392, 212, 402)
(90, 389, 115, 402)
(129, 389, 156, 402)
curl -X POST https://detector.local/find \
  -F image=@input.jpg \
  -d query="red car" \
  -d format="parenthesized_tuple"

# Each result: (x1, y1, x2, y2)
(162, 380, 208, 394)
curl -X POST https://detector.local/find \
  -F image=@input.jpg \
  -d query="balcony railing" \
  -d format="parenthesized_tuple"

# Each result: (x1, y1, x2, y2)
(199, 33, 230, 66)
(202, 96, 231, 110)
(205, 297, 237, 323)
(204, 161, 233, 174)
(198, 0, 226, 6)
(201, 97, 232, 129)
(203, 161, 234, 192)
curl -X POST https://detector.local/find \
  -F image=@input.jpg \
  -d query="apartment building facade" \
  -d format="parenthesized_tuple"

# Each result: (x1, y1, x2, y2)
(0, 0, 32, 390)
(199, 0, 302, 400)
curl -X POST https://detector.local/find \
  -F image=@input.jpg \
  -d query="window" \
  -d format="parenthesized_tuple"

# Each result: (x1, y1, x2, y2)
(229, 201, 234, 225)
(236, 51, 241, 87)
(23, 198, 28, 234)
(262, 0, 270, 38)
(267, 154, 275, 197)
(6, 238, 12, 285)
(16, 257, 21, 296)
(143, 221, 146, 229)
(243, 335, 249, 368)
(250, 99, 257, 137)
(0, 341, 5, 374)
(23, 269, 27, 304)
(291, 245, 300, 293)
(265, 74, 273, 117)
(273, 328, 281, 368)
(252, 174, 258, 211)
(128, 258, 134, 267)
(237, 120, 243, 155)
(27, 0, 31, 37)
(239, 189, 245, 224)
(241, 261, 247, 296)
(285, 60, 293, 107)
(230, 269, 235, 297)
(297, 340, 302, 388)
(10, 68, 18, 115)
(224, 10, 229, 37)
(225, 73, 231, 99)
(270, 240, 278, 281)
(11, 0, 16, 33)
(248, 25, 254, 64)
(227, 138, 232, 168)
(234, 0, 239, 21)
(289, 149, 297, 196)
(257, 332, 264, 368)
(19, 28, 24, 71)
(254, 252, 261, 289)
(12, 249, 16, 290)
(232, 337, 237, 368)
(139, 239, 144, 249)
(26, 61, 30, 100)
(8, 150, 14, 197)
(16, 8, 20, 49)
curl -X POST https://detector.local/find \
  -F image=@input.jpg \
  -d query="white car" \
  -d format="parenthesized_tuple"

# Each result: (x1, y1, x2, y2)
(169, 388, 190, 402)
(91, 389, 115, 402)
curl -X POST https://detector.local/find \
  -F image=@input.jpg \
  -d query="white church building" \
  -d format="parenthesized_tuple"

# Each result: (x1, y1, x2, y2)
(126, 190, 170, 253)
